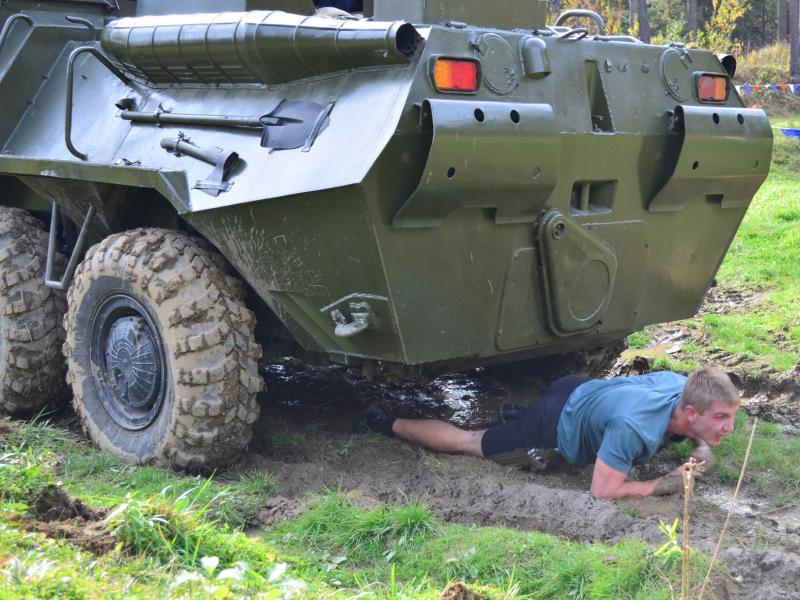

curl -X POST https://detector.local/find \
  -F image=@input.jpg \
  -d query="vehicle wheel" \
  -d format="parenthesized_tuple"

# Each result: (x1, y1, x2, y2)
(64, 229, 263, 470)
(0, 206, 67, 413)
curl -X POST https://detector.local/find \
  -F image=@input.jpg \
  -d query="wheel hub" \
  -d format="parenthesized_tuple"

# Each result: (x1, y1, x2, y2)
(105, 316, 158, 409)
(89, 294, 167, 431)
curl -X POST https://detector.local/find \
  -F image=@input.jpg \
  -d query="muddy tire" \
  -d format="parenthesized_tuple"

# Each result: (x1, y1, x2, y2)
(0, 207, 67, 413)
(64, 229, 263, 470)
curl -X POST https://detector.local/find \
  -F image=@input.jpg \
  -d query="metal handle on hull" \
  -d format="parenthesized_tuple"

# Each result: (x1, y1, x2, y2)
(64, 45, 131, 160)
(0, 13, 33, 52)
(554, 9, 606, 34)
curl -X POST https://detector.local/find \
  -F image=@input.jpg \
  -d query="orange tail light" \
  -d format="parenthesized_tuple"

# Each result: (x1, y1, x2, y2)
(697, 74, 728, 102)
(432, 58, 480, 93)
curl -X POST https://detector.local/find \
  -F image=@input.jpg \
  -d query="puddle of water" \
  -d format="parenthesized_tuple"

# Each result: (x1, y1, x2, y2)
(258, 360, 529, 431)
(703, 490, 762, 516)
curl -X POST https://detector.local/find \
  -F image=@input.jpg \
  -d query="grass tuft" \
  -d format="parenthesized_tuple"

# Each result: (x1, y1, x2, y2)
(0, 448, 56, 506)
(105, 480, 275, 570)
(627, 330, 652, 349)
(290, 492, 437, 564)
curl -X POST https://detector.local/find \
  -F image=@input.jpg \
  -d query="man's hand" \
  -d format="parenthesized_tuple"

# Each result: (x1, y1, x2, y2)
(690, 441, 716, 476)
(651, 475, 684, 496)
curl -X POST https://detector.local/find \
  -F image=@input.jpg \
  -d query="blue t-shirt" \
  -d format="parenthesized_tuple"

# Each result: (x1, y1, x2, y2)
(556, 371, 686, 473)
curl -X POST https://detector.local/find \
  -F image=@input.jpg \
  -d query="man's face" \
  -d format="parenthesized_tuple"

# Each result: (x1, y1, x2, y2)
(687, 401, 738, 446)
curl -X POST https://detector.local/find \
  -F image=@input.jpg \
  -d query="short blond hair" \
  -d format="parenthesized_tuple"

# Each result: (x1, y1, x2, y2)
(680, 367, 739, 413)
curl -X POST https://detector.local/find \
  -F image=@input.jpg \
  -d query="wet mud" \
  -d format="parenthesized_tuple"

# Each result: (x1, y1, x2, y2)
(247, 284, 800, 600)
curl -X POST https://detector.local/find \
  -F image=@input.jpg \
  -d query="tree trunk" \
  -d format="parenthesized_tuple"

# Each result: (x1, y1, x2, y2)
(551, 0, 563, 17)
(629, 0, 638, 32)
(779, 0, 789, 42)
(792, 0, 800, 82)
(638, 0, 651, 43)
(688, 0, 697, 42)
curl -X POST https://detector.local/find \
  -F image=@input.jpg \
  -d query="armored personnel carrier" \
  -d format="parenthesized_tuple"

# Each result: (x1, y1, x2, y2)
(0, 0, 772, 468)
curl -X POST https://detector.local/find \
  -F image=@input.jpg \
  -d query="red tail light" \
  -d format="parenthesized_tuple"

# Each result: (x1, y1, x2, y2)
(697, 74, 728, 102)
(432, 58, 480, 93)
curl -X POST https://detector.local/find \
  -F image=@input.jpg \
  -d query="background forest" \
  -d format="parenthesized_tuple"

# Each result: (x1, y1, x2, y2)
(550, 0, 800, 83)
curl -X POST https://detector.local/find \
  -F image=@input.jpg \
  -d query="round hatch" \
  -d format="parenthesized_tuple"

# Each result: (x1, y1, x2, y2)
(475, 33, 519, 95)
(659, 47, 692, 101)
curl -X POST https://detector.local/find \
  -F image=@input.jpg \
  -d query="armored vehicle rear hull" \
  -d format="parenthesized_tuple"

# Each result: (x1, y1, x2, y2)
(0, 0, 771, 467)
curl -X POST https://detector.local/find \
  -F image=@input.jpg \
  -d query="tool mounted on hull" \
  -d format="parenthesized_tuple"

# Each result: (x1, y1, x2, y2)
(120, 100, 333, 150)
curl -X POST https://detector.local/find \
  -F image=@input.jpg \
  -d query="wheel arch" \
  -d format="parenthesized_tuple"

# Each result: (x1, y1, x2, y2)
(2, 174, 290, 348)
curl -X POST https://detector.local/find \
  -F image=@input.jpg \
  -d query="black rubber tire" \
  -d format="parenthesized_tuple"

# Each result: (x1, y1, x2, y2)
(64, 228, 263, 470)
(0, 207, 67, 413)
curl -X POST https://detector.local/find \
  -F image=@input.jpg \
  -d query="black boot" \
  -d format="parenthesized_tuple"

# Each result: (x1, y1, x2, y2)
(353, 403, 397, 436)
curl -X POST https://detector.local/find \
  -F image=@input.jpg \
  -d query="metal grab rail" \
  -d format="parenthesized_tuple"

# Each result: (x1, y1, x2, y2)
(0, 13, 33, 53)
(65, 16, 97, 39)
(45, 201, 95, 290)
(64, 45, 131, 160)
(554, 9, 606, 35)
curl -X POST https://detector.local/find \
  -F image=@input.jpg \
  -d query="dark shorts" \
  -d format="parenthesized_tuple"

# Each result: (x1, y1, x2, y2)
(481, 375, 591, 458)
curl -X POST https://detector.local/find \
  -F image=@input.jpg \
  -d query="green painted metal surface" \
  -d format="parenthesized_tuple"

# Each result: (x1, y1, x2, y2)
(0, 0, 773, 375)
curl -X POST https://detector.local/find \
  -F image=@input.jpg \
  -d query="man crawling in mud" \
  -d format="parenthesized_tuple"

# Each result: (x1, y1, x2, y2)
(360, 367, 739, 500)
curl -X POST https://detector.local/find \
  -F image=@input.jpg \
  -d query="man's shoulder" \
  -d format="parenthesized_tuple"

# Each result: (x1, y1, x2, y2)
(609, 371, 687, 387)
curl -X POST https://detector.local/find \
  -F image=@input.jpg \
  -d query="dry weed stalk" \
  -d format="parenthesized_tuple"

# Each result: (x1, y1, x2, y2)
(680, 457, 700, 600)
(696, 417, 759, 600)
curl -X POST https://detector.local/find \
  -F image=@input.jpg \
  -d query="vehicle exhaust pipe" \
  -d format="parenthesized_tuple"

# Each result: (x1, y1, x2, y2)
(101, 11, 422, 85)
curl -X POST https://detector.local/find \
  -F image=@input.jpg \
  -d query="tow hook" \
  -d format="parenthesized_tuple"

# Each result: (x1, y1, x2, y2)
(330, 301, 378, 338)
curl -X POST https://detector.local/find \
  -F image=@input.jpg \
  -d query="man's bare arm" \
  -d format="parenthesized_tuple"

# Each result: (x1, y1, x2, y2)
(590, 457, 680, 499)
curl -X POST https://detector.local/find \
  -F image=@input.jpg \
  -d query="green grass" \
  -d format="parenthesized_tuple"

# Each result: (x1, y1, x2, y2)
(652, 356, 697, 374)
(713, 412, 800, 499)
(627, 330, 652, 349)
(635, 115, 800, 373)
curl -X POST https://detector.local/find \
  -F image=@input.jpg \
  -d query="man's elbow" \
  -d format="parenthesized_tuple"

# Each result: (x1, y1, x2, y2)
(590, 483, 620, 500)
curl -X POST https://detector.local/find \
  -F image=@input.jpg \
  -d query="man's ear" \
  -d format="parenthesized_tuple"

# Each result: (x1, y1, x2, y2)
(683, 404, 698, 420)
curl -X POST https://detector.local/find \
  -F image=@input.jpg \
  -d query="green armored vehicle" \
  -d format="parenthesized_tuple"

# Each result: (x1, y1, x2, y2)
(0, 0, 772, 468)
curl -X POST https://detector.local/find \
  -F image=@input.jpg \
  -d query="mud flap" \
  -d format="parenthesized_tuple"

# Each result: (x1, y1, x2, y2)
(393, 99, 559, 228)
(648, 105, 772, 212)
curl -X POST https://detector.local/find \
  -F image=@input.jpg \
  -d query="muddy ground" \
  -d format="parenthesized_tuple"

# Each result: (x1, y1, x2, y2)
(235, 286, 800, 600)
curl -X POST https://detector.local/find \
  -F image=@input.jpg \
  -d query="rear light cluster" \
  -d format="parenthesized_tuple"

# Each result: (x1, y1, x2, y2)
(697, 74, 728, 102)
(432, 58, 480, 93)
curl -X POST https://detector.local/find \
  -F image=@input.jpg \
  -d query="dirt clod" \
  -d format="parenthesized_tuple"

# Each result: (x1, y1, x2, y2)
(33, 485, 105, 522)
(23, 485, 115, 554)
(27, 518, 116, 554)
(440, 582, 485, 600)
(251, 495, 307, 528)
